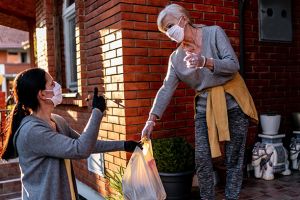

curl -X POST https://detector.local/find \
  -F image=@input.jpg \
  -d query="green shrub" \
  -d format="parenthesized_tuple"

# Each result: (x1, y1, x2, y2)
(152, 137, 195, 173)
(105, 167, 124, 200)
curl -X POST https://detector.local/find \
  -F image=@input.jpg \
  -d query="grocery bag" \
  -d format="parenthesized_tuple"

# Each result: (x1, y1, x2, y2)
(122, 139, 166, 200)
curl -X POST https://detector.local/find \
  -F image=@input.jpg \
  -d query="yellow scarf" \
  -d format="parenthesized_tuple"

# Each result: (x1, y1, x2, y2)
(195, 73, 258, 158)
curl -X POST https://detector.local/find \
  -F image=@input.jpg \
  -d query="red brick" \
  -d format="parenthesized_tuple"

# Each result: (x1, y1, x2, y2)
(126, 125, 139, 134)
(126, 116, 147, 125)
(135, 56, 162, 65)
(214, 6, 234, 15)
(123, 47, 148, 56)
(135, 73, 161, 81)
(148, 32, 166, 40)
(204, 13, 224, 21)
(134, 21, 157, 31)
(122, 30, 148, 39)
(121, 56, 134, 65)
(125, 99, 151, 107)
(145, 0, 168, 6)
(148, 48, 173, 57)
(121, 12, 147, 21)
(135, 39, 160, 48)
(136, 90, 158, 98)
(194, 4, 214, 12)
(223, 15, 239, 22)
(160, 41, 176, 48)
(204, 0, 224, 6)
(124, 82, 149, 90)
(133, 5, 158, 14)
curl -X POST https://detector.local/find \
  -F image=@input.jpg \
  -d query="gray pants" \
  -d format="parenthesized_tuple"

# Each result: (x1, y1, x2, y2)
(195, 107, 249, 200)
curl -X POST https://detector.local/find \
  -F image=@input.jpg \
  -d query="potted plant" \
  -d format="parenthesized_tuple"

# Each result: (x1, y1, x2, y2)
(152, 137, 195, 199)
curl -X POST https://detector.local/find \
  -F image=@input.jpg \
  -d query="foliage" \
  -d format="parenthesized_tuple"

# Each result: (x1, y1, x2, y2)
(152, 137, 195, 173)
(105, 166, 125, 200)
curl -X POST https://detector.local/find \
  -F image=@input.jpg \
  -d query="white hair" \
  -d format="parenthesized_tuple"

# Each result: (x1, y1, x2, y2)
(157, 4, 191, 33)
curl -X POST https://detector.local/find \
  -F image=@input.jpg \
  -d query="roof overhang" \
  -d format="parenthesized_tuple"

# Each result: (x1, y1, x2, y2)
(0, 0, 35, 21)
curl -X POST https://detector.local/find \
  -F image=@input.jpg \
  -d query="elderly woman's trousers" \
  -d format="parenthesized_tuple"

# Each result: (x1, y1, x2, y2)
(195, 106, 249, 200)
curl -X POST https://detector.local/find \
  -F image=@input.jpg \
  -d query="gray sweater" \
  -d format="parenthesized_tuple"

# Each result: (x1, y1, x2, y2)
(150, 25, 239, 118)
(13, 109, 125, 200)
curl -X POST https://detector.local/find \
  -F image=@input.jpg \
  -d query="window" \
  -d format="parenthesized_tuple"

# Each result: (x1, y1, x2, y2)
(66, 0, 74, 6)
(63, 1, 77, 91)
(87, 153, 105, 177)
(21, 52, 28, 63)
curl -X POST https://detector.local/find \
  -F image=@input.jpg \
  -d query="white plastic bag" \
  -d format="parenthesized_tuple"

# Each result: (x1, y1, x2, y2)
(122, 139, 166, 200)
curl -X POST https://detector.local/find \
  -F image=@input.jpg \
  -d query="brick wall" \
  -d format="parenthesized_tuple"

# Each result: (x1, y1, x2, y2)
(243, 0, 300, 139)
(79, 0, 127, 196)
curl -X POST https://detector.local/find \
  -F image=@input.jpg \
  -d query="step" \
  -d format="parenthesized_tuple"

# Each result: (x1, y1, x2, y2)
(0, 192, 21, 200)
(0, 178, 21, 196)
(0, 161, 20, 181)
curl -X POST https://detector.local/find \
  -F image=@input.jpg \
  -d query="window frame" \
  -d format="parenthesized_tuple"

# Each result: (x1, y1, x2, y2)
(62, 1, 77, 92)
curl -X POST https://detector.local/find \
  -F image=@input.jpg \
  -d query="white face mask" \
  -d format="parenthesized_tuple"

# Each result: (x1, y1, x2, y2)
(45, 81, 63, 107)
(166, 17, 184, 43)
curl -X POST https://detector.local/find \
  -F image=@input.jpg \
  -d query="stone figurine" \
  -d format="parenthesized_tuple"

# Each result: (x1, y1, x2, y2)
(252, 142, 291, 180)
(290, 138, 300, 170)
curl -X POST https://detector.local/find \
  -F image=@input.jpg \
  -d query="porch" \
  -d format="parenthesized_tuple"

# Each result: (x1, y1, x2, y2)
(191, 171, 300, 200)
(1, 158, 300, 200)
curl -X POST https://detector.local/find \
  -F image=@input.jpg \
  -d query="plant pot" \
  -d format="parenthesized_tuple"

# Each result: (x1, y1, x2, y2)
(260, 114, 281, 135)
(292, 112, 300, 131)
(159, 171, 194, 200)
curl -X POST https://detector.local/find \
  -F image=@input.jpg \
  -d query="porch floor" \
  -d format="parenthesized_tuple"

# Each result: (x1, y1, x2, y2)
(191, 170, 300, 200)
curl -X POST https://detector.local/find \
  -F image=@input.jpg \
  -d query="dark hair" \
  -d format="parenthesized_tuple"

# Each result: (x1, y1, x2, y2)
(0, 68, 47, 160)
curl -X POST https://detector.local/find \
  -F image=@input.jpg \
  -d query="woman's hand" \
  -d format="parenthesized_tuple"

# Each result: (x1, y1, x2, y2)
(184, 52, 206, 68)
(92, 87, 106, 112)
(124, 141, 143, 152)
(141, 120, 155, 139)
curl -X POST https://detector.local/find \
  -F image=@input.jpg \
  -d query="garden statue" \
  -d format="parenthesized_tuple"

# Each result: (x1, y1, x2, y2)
(290, 137, 300, 170)
(252, 142, 291, 180)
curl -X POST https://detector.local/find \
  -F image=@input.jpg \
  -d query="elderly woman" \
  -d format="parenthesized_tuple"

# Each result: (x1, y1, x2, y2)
(141, 4, 258, 200)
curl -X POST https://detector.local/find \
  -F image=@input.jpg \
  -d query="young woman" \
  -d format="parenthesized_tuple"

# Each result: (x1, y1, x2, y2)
(0, 68, 140, 200)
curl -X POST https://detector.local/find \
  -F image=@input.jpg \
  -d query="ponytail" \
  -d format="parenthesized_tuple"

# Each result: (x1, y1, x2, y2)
(0, 102, 29, 160)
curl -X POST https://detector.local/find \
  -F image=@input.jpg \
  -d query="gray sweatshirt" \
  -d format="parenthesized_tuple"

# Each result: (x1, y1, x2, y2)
(150, 25, 239, 118)
(13, 109, 125, 200)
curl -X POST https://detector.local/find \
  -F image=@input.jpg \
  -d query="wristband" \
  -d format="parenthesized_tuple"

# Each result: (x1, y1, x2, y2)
(146, 120, 156, 126)
(199, 55, 206, 68)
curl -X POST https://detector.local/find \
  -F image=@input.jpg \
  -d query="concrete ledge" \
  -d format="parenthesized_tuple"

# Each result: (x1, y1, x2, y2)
(76, 179, 104, 200)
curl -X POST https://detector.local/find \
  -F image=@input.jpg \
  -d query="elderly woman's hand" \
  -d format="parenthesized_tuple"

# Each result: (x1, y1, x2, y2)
(141, 120, 155, 139)
(184, 52, 206, 69)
